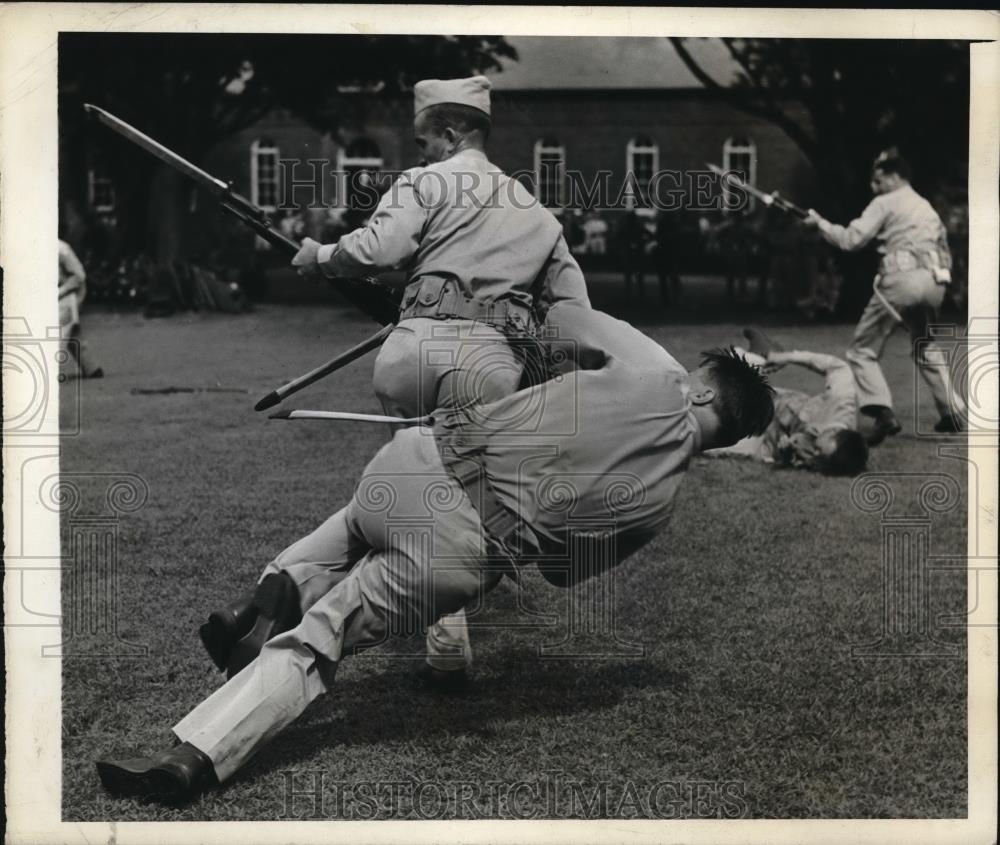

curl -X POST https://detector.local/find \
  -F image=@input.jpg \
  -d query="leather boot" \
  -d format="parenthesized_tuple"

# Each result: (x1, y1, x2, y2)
(96, 741, 217, 803)
(226, 573, 302, 679)
(742, 326, 784, 358)
(199, 591, 258, 672)
(934, 413, 965, 433)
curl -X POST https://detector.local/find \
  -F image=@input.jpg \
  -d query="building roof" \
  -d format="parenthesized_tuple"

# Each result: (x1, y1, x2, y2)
(492, 36, 738, 91)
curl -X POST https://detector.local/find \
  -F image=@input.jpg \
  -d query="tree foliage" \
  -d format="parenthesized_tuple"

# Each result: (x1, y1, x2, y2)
(59, 34, 515, 256)
(670, 38, 970, 217)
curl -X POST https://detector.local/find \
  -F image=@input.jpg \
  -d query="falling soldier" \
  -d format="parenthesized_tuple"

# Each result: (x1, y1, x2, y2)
(96, 303, 775, 803)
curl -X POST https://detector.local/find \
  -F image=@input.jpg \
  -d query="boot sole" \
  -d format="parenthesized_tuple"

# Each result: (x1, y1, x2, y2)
(743, 328, 784, 358)
(226, 614, 283, 679)
(224, 575, 302, 679)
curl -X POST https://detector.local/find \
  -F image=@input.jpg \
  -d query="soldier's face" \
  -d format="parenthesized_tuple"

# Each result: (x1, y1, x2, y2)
(413, 113, 454, 165)
(870, 168, 898, 195)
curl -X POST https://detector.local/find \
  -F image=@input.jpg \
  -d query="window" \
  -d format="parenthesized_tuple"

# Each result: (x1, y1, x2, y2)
(625, 137, 659, 212)
(87, 153, 116, 213)
(337, 137, 384, 214)
(250, 139, 280, 212)
(533, 139, 565, 210)
(723, 136, 757, 211)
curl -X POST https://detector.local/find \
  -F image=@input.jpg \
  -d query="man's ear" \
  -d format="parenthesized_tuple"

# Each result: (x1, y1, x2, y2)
(690, 385, 715, 406)
(443, 127, 458, 149)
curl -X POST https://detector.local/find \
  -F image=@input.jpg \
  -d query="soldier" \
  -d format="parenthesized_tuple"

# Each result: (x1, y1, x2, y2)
(96, 303, 775, 803)
(202, 76, 591, 689)
(804, 149, 965, 443)
(58, 238, 103, 379)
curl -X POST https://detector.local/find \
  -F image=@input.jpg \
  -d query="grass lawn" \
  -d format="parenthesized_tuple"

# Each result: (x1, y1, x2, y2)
(61, 302, 967, 820)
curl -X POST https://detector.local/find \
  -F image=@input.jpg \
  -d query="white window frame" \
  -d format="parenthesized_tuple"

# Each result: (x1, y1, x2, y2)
(533, 139, 565, 212)
(87, 163, 116, 213)
(335, 147, 385, 211)
(250, 139, 281, 213)
(625, 137, 659, 215)
(722, 136, 758, 212)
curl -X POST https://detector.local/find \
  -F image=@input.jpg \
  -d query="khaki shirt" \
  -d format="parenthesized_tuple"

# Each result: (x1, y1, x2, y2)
(818, 184, 950, 262)
(442, 304, 698, 566)
(317, 149, 590, 312)
(762, 350, 857, 468)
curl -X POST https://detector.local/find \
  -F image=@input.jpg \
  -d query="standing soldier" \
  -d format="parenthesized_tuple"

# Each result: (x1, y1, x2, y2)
(805, 150, 965, 442)
(201, 76, 591, 689)
(58, 238, 104, 379)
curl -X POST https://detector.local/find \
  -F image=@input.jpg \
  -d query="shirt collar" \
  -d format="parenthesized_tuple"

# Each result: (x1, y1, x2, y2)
(450, 147, 489, 164)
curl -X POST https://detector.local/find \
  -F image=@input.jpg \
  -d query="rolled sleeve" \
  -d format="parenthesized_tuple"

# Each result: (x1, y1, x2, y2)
(538, 234, 591, 312)
(319, 173, 427, 280)
(818, 198, 887, 252)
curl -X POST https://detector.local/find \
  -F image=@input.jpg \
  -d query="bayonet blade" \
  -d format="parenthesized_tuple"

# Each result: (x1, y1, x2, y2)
(84, 104, 228, 195)
(706, 162, 773, 206)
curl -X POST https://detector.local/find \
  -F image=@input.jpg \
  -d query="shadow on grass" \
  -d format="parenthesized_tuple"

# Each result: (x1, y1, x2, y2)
(229, 651, 689, 787)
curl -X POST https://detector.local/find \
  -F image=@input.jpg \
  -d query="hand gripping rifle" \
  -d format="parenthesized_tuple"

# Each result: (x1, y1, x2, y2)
(706, 163, 809, 219)
(84, 104, 399, 409)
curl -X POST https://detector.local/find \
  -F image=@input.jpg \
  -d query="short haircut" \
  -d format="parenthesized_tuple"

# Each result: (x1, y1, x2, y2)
(824, 429, 869, 476)
(700, 347, 775, 446)
(421, 103, 492, 142)
(873, 150, 911, 181)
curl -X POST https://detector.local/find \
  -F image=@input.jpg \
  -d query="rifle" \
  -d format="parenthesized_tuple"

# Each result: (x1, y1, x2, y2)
(84, 104, 401, 326)
(706, 163, 809, 220)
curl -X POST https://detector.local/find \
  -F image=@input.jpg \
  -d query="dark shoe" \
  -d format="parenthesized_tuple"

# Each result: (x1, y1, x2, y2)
(84, 367, 104, 379)
(416, 663, 470, 694)
(934, 414, 965, 434)
(226, 573, 301, 679)
(96, 741, 217, 803)
(742, 327, 784, 358)
(199, 592, 258, 673)
(861, 405, 902, 446)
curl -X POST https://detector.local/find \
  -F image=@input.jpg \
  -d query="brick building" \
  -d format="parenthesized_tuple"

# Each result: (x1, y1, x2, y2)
(71, 38, 818, 286)
(190, 87, 813, 264)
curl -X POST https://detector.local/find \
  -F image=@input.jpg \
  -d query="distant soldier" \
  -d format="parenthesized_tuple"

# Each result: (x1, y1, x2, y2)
(58, 239, 103, 379)
(619, 209, 649, 297)
(652, 209, 682, 305)
(202, 76, 591, 689)
(581, 211, 609, 255)
(805, 150, 965, 442)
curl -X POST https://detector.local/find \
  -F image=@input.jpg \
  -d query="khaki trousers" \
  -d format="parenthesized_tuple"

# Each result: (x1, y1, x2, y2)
(372, 317, 522, 671)
(846, 269, 965, 420)
(173, 428, 501, 782)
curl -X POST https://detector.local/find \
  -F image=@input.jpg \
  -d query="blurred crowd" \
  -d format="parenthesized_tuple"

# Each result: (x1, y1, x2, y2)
(65, 194, 969, 319)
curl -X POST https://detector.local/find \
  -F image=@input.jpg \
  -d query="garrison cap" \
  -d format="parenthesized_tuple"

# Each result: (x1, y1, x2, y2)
(414, 76, 492, 117)
(873, 146, 900, 167)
